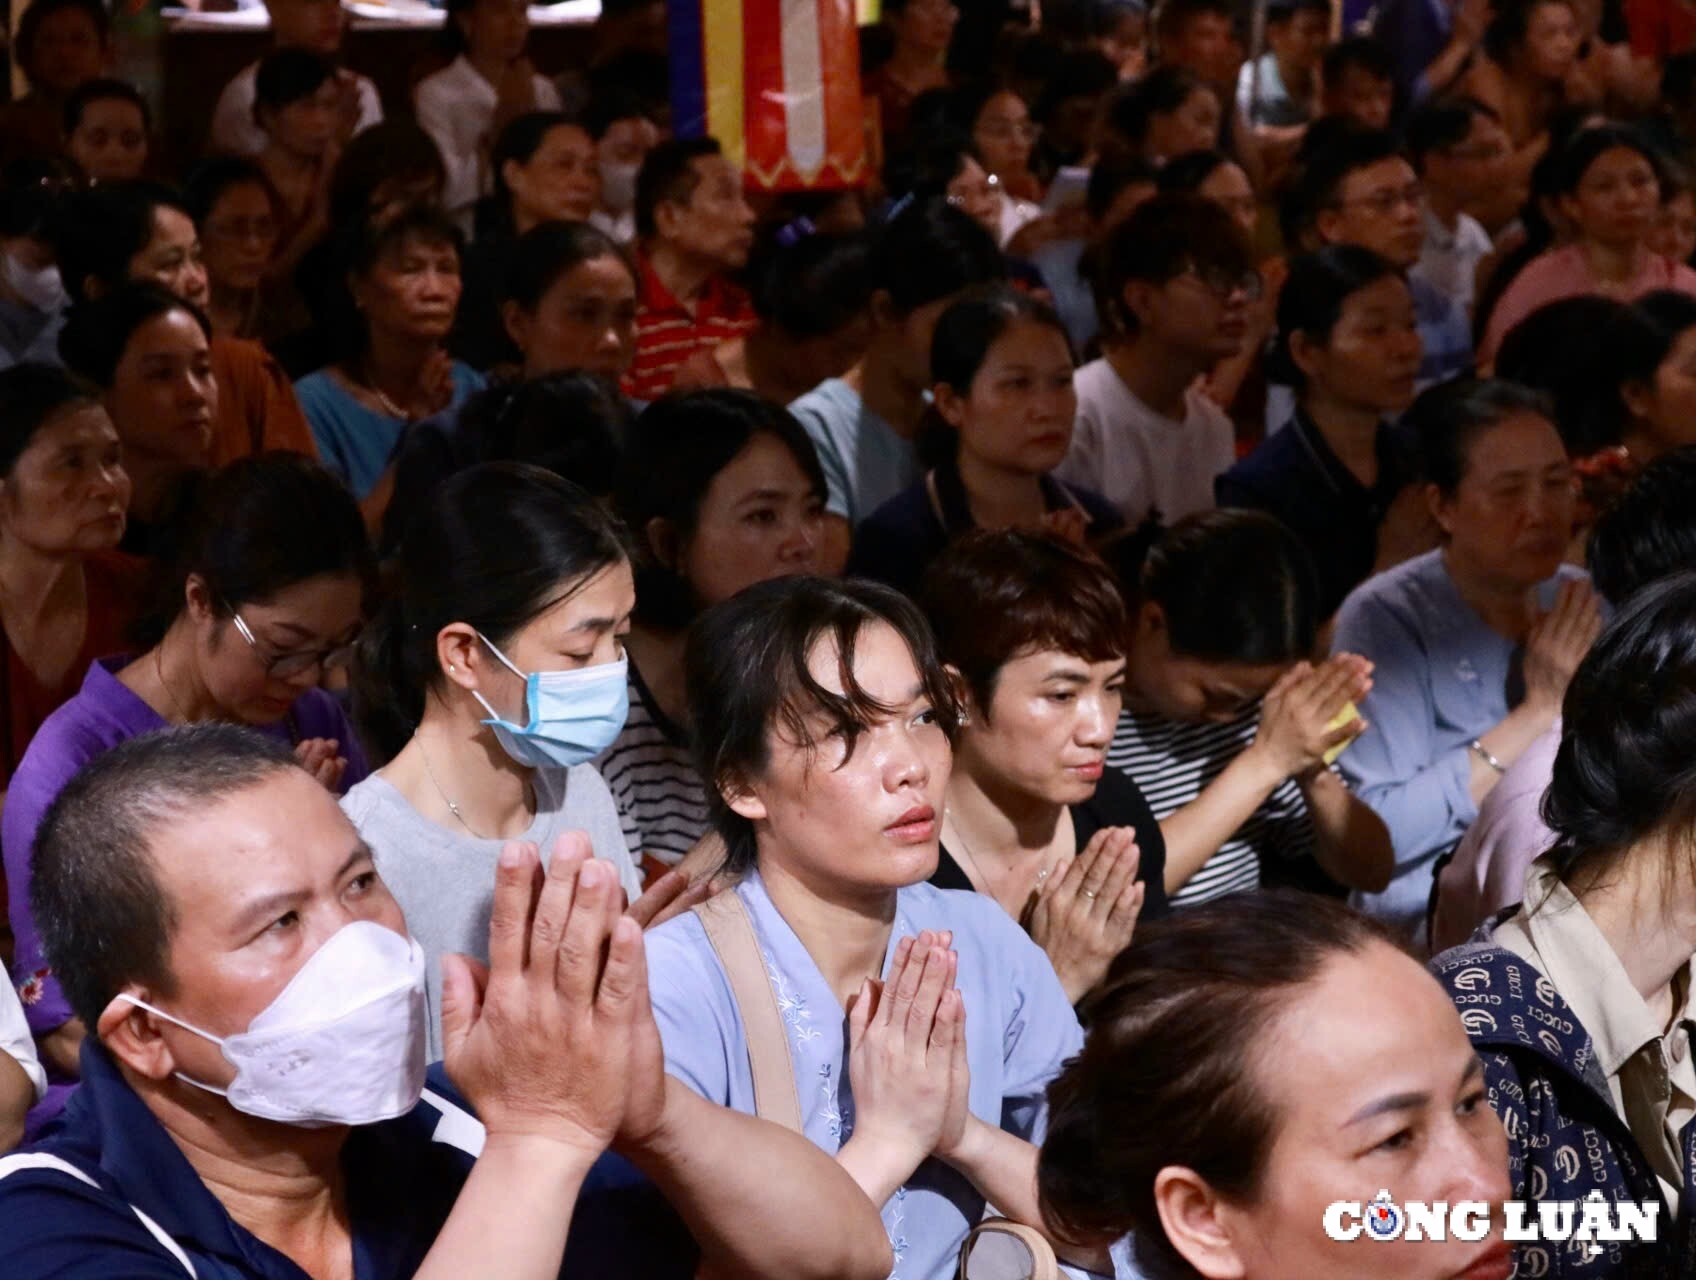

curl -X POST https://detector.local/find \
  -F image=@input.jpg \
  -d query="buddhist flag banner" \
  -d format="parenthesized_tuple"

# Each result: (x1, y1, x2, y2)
(668, 0, 869, 191)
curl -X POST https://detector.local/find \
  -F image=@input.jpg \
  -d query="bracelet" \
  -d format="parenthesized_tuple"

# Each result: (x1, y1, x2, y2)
(1469, 739, 1506, 775)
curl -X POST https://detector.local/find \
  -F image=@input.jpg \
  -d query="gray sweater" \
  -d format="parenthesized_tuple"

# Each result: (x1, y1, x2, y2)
(342, 765, 640, 1059)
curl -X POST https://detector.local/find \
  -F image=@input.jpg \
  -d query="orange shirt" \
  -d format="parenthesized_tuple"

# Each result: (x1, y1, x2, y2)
(209, 337, 319, 465)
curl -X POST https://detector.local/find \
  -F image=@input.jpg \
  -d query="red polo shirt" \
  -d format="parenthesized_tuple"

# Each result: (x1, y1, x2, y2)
(622, 252, 758, 403)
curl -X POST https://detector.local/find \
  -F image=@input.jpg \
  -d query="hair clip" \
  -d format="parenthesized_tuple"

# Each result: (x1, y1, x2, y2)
(885, 192, 917, 221)
(774, 215, 818, 248)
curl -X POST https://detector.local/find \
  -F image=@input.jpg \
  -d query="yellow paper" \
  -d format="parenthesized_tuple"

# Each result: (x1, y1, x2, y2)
(1323, 701, 1359, 766)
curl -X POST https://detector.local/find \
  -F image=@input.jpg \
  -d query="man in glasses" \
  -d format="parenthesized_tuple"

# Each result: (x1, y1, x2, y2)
(1406, 97, 1518, 317)
(1290, 128, 1475, 388)
(1054, 192, 1257, 528)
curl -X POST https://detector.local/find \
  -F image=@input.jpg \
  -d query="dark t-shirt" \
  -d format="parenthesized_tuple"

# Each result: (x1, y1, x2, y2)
(1216, 411, 1418, 618)
(929, 767, 1170, 923)
(849, 458, 1122, 597)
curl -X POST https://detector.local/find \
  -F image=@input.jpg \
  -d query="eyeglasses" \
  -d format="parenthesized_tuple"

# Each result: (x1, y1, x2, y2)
(1176, 264, 1264, 301)
(977, 119, 1039, 143)
(231, 610, 357, 680)
(1338, 183, 1425, 216)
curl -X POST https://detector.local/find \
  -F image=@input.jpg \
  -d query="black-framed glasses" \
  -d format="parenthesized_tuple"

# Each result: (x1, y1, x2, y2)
(230, 610, 357, 680)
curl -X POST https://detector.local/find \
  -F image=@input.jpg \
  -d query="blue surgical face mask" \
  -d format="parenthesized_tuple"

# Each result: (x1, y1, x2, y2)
(472, 632, 630, 769)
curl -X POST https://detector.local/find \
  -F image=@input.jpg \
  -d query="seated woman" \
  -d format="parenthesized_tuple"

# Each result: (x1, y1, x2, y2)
(53, 180, 317, 464)
(345, 462, 643, 1058)
(850, 286, 1118, 597)
(0, 0, 108, 171)
(1217, 247, 1431, 619)
(1334, 378, 1599, 942)
(1040, 892, 1513, 1280)
(414, 0, 564, 229)
(1434, 571, 1696, 1267)
(57, 285, 216, 559)
(1104, 510, 1393, 907)
(1598, 290, 1696, 464)
(184, 158, 282, 343)
(1097, 66, 1222, 169)
(452, 112, 603, 372)
(1433, 445, 1696, 951)
(671, 226, 875, 407)
(647, 572, 1103, 1278)
(1459, 0, 1590, 188)
(0, 364, 140, 789)
(383, 222, 637, 542)
(963, 84, 1045, 237)
(293, 203, 485, 504)
(601, 390, 825, 879)
(1481, 124, 1696, 368)
(3, 452, 371, 1134)
(251, 50, 342, 279)
(883, 130, 1008, 249)
(788, 197, 1005, 561)
(61, 78, 147, 186)
(921, 528, 1167, 1004)
(282, 119, 448, 378)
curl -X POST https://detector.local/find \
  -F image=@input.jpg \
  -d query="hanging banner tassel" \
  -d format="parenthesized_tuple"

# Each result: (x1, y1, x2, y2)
(670, 0, 868, 192)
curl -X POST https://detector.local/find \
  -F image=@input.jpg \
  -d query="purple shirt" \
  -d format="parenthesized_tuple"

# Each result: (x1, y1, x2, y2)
(2, 656, 368, 1134)
(1429, 721, 1561, 953)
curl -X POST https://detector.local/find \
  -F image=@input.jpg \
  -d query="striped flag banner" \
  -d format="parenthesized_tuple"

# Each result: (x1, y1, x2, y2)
(669, 0, 869, 191)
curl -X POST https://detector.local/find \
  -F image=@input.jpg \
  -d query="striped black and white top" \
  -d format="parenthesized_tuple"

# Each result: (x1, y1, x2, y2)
(1107, 704, 1319, 907)
(595, 661, 711, 873)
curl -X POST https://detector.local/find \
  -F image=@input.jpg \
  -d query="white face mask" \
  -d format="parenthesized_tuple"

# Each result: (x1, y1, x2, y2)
(1, 251, 68, 314)
(120, 921, 428, 1129)
(599, 159, 640, 214)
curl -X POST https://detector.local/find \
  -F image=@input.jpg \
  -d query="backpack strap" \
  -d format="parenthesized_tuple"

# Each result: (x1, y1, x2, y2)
(957, 1219, 1061, 1280)
(691, 891, 803, 1134)
(0, 1151, 198, 1277)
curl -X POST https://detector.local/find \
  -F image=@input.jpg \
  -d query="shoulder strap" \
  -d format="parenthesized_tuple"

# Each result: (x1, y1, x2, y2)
(691, 891, 803, 1133)
(0, 1152, 199, 1277)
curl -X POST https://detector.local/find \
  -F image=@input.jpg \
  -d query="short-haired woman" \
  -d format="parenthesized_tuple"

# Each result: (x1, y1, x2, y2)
(922, 529, 1167, 1004)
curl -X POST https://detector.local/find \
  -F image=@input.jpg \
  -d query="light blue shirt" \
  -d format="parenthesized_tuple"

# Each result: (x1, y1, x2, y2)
(789, 377, 920, 526)
(295, 362, 485, 500)
(1332, 549, 1589, 938)
(1031, 238, 1097, 354)
(645, 871, 1085, 1280)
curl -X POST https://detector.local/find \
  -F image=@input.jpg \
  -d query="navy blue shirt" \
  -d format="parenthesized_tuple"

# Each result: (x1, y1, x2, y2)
(1215, 412, 1418, 619)
(0, 1044, 478, 1278)
(848, 457, 1122, 597)
(0, 1044, 696, 1279)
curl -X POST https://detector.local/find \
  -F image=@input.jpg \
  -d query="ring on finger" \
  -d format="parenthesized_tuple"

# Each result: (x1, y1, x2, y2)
(1081, 889, 1099, 901)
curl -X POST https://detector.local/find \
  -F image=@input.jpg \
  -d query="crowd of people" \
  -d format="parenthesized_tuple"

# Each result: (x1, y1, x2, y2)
(2, 0, 1696, 1274)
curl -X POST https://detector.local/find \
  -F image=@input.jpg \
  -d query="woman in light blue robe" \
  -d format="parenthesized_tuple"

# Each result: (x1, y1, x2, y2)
(643, 575, 1097, 1280)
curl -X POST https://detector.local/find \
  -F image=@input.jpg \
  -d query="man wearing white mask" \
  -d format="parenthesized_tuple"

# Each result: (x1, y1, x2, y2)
(0, 725, 892, 1278)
